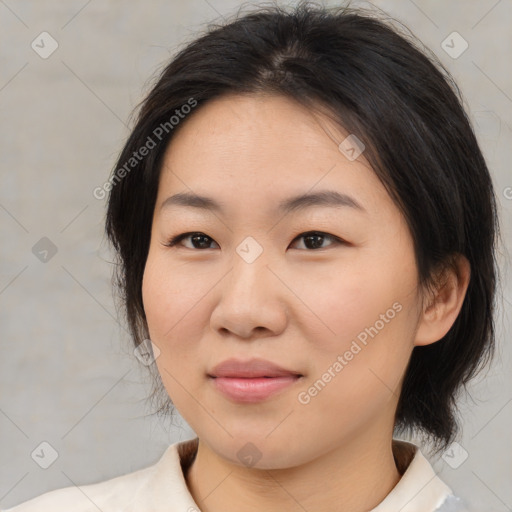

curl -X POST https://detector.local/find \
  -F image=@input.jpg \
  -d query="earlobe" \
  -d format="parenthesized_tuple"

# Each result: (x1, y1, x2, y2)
(414, 254, 471, 347)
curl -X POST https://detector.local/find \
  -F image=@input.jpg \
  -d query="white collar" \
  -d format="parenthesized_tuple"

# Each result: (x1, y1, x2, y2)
(162, 437, 456, 511)
(5, 437, 458, 511)
(369, 439, 455, 511)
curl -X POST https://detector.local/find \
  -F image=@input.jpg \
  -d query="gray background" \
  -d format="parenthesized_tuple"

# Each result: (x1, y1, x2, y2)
(0, 0, 511, 510)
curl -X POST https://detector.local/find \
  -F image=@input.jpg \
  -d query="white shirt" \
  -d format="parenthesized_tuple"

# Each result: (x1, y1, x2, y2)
(2, 437, 468, 511)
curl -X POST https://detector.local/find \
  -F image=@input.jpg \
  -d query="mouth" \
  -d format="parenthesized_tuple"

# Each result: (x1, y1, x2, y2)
(208, 357, 303, 379)
(208, 374, 303, 403)
(207, 357, 304, 402)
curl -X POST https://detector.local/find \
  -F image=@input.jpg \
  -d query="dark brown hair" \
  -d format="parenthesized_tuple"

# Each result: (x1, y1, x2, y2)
(104, 1, 501, 454)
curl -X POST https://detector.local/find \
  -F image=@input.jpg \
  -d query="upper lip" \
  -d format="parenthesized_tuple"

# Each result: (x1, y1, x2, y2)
(208, 358, 303, 378)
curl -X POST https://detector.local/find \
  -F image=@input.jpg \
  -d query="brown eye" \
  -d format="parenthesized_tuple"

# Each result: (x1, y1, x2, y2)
(290, 231, 343, 250)
(164, 230, 345, 251)
(165, 232, 219, 249)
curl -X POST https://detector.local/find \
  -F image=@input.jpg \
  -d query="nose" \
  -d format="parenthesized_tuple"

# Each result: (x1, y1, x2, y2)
(209, 249, 288, 340)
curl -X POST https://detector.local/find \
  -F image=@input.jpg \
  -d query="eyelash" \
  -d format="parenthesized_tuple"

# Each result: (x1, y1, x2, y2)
(164, 231, 346, 251)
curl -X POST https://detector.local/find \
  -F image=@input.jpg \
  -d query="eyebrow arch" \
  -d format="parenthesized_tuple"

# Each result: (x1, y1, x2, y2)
(160, 189, 366, 215)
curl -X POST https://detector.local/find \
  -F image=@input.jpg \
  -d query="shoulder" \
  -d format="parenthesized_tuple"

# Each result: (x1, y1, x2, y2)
(1, 440, 198, 512)
(435, 495, 469, 512)
(1, 461, 158, 512)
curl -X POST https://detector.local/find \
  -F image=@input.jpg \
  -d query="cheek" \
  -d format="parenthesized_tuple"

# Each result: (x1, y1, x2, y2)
(142, 256, 207, 356)
(142, 258, 211, 408)
(292, 259, 406, 351)
(294, 255, 417, 404)
(297, 303, 414, 435)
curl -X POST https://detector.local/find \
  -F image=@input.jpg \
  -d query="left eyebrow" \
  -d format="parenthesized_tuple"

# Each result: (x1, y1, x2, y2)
(159, 189, 367, 215)
(278, 190, 366, 215)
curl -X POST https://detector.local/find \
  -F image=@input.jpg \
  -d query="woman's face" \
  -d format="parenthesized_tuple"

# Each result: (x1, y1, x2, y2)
(142, 93, 424, 468)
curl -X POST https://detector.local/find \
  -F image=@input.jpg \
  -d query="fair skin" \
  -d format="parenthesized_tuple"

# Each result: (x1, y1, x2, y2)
(141, 93, 470, 512)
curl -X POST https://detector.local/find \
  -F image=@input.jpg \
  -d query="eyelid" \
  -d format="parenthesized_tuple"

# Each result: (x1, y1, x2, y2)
(163, 231, 346, 250)
(163, 232, 218, 249)
(290, 231, 343, 249)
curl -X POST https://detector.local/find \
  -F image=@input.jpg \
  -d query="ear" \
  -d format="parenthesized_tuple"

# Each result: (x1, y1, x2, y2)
(414, 254, 471, 347)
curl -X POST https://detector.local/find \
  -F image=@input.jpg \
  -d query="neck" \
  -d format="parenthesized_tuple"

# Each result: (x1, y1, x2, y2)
(184, 430, 403, 512)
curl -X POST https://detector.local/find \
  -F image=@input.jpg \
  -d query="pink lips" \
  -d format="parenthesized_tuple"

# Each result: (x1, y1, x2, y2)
(208, 358, 303, 403)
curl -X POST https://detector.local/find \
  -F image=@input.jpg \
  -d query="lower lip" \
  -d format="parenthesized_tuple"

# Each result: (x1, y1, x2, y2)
(209, 375, 301, 403)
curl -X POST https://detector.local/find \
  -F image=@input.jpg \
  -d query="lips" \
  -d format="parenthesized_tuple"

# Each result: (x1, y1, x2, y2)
(207, 358, 304, 402)
(208, 357, 303, 378)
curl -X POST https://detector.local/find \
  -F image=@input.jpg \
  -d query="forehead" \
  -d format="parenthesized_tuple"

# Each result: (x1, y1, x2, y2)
(156, 93, 390, 219)
(167, 92, 349, 160)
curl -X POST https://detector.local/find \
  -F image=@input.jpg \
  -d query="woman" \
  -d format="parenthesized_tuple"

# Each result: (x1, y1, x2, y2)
(4, 2, 500, 511)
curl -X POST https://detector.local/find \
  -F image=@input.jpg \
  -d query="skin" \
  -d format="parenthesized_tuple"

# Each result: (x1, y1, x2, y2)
(141, 93, 470, 512)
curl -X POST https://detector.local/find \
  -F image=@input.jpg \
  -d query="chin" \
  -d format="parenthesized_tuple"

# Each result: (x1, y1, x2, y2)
(205, 433, 307, 470)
